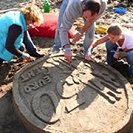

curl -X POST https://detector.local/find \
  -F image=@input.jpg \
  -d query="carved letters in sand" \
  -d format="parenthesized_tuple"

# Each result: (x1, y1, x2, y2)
(13, 54, 133, 133)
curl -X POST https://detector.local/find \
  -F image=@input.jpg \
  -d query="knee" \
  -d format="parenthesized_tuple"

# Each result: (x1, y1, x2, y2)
(106, 41, 116, 51)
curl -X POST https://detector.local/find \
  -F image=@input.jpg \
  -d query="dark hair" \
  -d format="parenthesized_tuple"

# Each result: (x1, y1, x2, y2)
(83, 0, 100, 15)
(107, 25, 122, 35)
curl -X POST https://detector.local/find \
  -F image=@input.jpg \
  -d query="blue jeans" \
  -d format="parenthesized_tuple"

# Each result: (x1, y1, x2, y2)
(83, 22, 95, 52)
(53, 0, 95, 53)
(106, 41, 133, 76)
(52, 0, 68, 52)
(106, 41, 118, 66)
(126, 50, 133, 76)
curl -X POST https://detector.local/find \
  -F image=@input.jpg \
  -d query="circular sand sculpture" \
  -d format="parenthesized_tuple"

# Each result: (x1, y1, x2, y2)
(13, 54, 133, 133)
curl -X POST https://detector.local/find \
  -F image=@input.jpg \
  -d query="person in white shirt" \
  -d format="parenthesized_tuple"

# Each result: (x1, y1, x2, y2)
(86, 24, 133, 77)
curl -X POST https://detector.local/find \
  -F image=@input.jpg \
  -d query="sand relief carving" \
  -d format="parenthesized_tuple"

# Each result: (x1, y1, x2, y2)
(13, 55, 133, 133)
(19, 65, 51, 93)
(53, 58, 122, 105)
(32, 90, 61, 124)
(24, 75, 51, 93)
(18, 65, 61, 124)
(20, 66, 43, 82)
(20, 58, 123, 107)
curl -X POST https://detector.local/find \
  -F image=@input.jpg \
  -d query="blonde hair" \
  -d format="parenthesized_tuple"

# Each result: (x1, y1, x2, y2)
(107, 24, 122, 36)
(21, 3, 43, 26)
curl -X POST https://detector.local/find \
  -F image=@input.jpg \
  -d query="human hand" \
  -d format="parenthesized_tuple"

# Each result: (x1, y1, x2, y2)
(71, 32, 82, 44)
(64, 48, 72, 63)
(21, 53, 34, 62)
(113, 51, 119, 59)
(85, 48, 92, 60)
(85, 52, 92, 60)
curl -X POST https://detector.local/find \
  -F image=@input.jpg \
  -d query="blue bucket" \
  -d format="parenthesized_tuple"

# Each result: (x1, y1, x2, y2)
(114, 6, 127, 14)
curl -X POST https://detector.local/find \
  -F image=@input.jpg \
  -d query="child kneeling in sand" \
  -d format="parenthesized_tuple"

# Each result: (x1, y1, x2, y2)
(85, 24, 133, 77)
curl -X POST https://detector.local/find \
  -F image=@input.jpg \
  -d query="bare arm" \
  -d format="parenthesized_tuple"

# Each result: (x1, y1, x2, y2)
(72, 20, 93, 43)
(79, 20, 93, 34)
(85, 33, 109, 60)
(92, 35, 109, 49)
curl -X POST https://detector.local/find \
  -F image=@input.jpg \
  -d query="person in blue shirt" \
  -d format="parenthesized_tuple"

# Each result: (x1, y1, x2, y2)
(0, 3, 44, 66)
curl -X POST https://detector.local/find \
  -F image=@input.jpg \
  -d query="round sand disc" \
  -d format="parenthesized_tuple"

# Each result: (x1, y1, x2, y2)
(13, 54, 133, 133)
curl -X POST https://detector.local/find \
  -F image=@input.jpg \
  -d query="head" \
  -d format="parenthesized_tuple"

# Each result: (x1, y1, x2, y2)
(21, 3, 43, 26)
(107, 24, 123, 43)
(82, 0, 100, 20)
